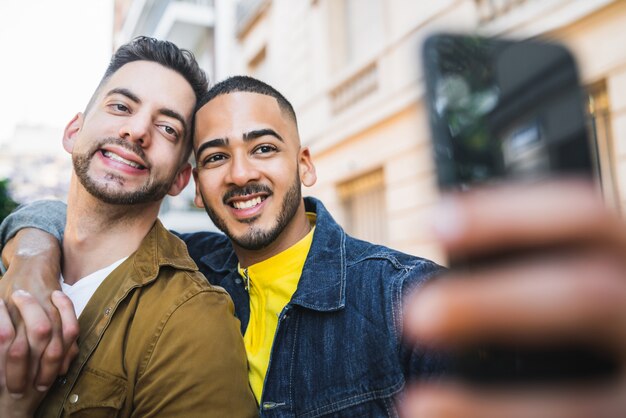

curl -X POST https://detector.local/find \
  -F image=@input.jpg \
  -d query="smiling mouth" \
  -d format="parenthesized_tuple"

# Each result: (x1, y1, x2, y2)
(101, 150, 146, 170)
(230, 195, 266, 210)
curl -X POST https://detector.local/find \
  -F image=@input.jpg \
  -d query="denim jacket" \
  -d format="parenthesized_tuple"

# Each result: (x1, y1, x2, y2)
(182, 197, 445, 417)
(0, 197, 445, 417)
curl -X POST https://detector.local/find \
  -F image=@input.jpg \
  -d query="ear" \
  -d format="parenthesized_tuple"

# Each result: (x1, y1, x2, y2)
(63, 113, 84, 153)
(298, 147, 317, 187)
(167, 162, 192, 197)
(192, 167, 205, 208)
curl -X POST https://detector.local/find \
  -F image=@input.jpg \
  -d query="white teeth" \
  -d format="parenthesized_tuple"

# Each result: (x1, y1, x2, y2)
(233, 196, 263, 209)
(103, 151, 143, 169)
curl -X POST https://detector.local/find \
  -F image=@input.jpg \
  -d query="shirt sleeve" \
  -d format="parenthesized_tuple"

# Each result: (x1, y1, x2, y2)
(132, 283, 258, 418)
(400, 259, 450, 380)
(0, 200, 66, 247)
(0, 200, 66, 274)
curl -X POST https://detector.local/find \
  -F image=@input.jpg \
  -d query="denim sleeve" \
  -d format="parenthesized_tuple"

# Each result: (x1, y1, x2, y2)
(0, 200, 67, 273)
(400, 260, 450, 380)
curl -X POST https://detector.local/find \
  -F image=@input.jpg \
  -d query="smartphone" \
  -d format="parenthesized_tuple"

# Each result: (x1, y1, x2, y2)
(422, 33, 616, 384)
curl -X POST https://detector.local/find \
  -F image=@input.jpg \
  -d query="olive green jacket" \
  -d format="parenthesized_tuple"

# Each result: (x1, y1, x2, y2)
(36, 220, 258, 418)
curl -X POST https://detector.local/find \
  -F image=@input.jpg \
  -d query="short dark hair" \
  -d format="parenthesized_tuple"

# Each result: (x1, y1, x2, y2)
(197, 75, 298, 128)
(87, 36, 208, 163)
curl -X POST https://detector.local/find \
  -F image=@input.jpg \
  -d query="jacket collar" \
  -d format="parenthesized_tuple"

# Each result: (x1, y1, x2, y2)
(199, 197, 347, 312)
(289, 197, 346, 311)
(132, 219, 198, 284)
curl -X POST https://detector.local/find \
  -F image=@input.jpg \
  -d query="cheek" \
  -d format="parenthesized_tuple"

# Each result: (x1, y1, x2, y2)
(195, 171, 223, 199)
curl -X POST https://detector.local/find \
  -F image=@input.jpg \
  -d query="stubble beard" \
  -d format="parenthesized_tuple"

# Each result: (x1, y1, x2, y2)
(201, 173, 303, 251)
(73, 137, 173, 205)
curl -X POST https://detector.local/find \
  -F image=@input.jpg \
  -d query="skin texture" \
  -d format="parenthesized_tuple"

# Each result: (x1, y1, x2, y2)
(193, 91, 317, 267)
(400, 180, 626, 418)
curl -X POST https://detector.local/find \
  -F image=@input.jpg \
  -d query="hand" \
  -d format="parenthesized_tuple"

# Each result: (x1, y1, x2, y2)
(0, 293, 69, 417)
(401, 179, 626, 417)
(0, 229, 79, 397)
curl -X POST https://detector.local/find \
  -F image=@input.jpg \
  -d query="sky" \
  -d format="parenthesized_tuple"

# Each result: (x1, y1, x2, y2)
(0, 0, 114, 146)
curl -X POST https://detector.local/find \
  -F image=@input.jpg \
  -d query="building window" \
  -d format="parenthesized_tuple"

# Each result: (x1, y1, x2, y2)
(587, 81, 619, 210)
(330, 0, 384, 71)
(248, 45, 268, 81)
(338, 169, 388, 244)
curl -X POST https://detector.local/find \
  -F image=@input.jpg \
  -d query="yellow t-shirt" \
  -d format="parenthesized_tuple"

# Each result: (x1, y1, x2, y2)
(238, 213, 316, 402)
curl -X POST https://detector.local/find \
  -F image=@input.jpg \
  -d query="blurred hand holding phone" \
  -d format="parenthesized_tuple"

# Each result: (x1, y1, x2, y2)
(420, 34, 618, 384)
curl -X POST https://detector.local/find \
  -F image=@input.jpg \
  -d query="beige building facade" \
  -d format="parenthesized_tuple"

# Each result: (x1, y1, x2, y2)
(216, 0, 626, 265)
(112, 0, 626, 262)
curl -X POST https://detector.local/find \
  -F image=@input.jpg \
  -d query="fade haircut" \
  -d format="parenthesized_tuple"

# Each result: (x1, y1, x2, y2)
(196, 75, 298, 128)
(86, 36, 209, 163)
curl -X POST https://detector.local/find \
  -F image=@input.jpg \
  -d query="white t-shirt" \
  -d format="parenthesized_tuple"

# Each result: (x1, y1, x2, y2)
(60, 257, 127, 317)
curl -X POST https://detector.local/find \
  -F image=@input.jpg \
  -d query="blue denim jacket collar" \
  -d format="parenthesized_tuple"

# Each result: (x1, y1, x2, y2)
(198, 197, 346, 312)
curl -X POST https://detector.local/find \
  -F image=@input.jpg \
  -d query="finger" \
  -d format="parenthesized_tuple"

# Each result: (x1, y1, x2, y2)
(49, 291, 79, 377)
(400, 381, 625, 418)
(51, 291, 78, 349)
(35, 291, 78, 390)
(8, 290, 51, 394)
(0, 299, 16, 388)
(5, 322, 29, 396)
(60, 343, 79, 376)
(433, 180, 626, 258)
(404, 251, 626, 350)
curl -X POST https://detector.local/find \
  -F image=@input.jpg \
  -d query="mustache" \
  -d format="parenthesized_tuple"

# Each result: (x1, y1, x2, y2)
(222, 183, 272, 203)
(89, 137, 150, 168)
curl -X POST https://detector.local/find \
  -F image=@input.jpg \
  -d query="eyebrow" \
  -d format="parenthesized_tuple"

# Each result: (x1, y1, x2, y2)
(195, 129, 284, 158)
(106, 88, 188, 137)
(196, 138, 228, 158)
(106, 88, 141, 104)
(243, 129, 284, 143)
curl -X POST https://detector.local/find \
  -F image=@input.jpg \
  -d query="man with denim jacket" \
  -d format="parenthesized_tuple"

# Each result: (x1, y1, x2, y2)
(0, 41, 256, 417)
(0, 76, 445, 416)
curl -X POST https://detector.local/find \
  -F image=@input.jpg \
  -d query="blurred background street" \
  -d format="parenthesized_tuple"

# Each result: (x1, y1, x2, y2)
(1, 0, 624, 264)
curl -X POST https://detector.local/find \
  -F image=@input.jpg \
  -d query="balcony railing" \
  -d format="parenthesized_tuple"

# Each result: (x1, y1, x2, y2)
(236, 0, 270, 36)
(124, 0, 214, 39)
(475, 0, 529, 23)
(330, 62, 379, 114)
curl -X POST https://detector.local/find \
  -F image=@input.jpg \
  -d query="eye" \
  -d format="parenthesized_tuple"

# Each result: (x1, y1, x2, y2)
(110, 103, 130, 113)
(158, 124, 180, 140)
(201, 153, 228, 168)
(253, 144, 277, 155)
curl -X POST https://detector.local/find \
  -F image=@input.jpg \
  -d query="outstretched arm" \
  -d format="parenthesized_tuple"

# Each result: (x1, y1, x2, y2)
(0, 201, 77, 398)
(401, 179, 626, 417)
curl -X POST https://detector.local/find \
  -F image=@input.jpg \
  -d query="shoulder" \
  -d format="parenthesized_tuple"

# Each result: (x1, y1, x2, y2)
(146, 267, 234, 313)
(171, 230, 233, 264)
(345, 235, 442, 274)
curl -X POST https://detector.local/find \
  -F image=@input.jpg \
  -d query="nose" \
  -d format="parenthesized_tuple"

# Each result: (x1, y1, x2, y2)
(226, 152, 261, 186)
(119, 113, 151, 147)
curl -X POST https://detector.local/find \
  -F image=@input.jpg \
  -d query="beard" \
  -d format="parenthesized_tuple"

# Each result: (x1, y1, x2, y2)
(73, 137, 173, 205)
(201, 172, 302, 251)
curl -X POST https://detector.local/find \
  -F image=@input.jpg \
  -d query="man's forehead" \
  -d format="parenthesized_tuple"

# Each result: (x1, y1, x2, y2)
(195, 92, 289, 129)
(100, 61, 195, 114)
(200, 91, 280, 112)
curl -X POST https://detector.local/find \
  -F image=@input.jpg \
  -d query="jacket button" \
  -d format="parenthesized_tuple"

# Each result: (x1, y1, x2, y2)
(69, 394, 79, 404)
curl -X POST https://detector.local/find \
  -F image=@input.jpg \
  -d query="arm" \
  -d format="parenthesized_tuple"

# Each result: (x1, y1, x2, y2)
(133, 288, 257, 417)
(400, 261, 448, 380)
(401, 179, 626, 417)
(0, 200, 76, 396)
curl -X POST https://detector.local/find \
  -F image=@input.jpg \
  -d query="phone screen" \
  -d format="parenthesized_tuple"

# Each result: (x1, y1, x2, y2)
(423, 34, 594, 191)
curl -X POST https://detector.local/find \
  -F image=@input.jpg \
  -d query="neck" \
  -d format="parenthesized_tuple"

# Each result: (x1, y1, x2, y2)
(62, 176, 160, 284)
(235, 201, 311, 268)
